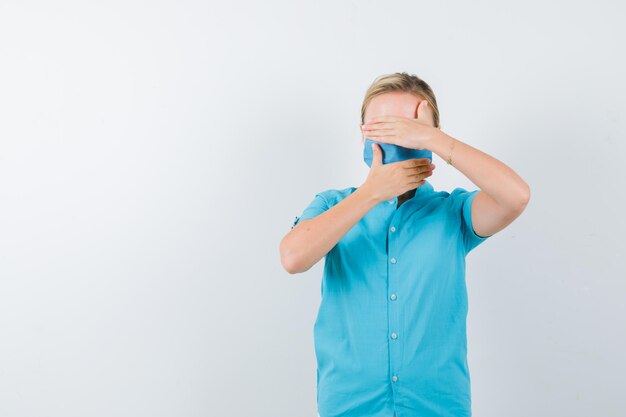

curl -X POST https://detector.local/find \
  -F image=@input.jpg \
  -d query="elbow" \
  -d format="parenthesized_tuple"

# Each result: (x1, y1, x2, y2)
(509, 182, 531, 213)
(281, 254, 303, 275)
(281, 259, 304, 275)
(279, 238, 305, 275)
(518, 183, 531, 209)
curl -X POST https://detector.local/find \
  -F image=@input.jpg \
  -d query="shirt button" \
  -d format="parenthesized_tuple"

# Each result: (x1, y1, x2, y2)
(392, 375, 398, 382)
(390, 294, 397, 301)
(391, 332, 398, 340)
(390, 226, 396, 233)
(390, 258, 396, 264)
(388, 200, 394, 204)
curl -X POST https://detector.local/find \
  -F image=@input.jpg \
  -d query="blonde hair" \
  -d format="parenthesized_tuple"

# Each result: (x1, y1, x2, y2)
(360, 72, 441, 128)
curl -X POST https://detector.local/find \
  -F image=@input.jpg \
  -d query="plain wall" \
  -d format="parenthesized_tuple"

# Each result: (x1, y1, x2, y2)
(0, 1, 624, 416)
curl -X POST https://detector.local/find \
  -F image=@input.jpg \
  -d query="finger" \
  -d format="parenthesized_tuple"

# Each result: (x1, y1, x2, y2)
(371, 142, 383, 167)
(412, 157, 434, 165)
(407, 179, 427, 188)
(365, 135, 394, 145)
(364, 131, 396, 138)
(405, 165, 435, 176)
(407, 169, 434, 180)
(415, 162, 435, 172)
(402, 158, 432, 168)
(366, 115, 402, 124)
(362, 122, 394, 131)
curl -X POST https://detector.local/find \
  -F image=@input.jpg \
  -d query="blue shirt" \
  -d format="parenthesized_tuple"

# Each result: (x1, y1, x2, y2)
(291, 180, 491, 417)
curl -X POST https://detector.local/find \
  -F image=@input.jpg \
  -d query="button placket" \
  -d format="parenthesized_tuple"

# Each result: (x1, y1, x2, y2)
(388, 214, 401, 391)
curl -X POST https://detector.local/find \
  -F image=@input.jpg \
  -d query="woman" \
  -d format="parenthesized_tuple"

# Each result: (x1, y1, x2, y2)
(279, 72, 530, 417)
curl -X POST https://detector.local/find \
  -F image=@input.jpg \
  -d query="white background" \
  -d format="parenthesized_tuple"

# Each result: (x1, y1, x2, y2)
(0, 1, 624, 416)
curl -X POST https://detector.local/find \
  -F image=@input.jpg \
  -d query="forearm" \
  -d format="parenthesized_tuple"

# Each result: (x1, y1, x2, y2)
(426, 130, 530, 210)
(280, 186, 380, 274)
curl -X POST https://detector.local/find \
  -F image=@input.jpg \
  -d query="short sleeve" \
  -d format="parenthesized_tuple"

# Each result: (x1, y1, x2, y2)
(452, 188, 492, 254)
(291, 192, 330, 229)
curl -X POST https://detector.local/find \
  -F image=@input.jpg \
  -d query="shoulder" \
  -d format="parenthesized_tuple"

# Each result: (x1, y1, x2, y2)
(448, 187, 480, 206)
(315, 186, 357, 206)
(431, 186, 478, 206)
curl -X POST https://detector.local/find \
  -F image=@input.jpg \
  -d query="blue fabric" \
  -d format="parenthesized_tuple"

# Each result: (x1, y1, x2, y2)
(362, 138, 432, 167)
(291, 181, 491, 417)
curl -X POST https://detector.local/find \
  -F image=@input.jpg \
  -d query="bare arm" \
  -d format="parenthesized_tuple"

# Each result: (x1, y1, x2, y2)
(279, 185, 379, 274)
(361, 98, 529, 239)
(279, 143, 434, 274)
(426, 131, 531, 237)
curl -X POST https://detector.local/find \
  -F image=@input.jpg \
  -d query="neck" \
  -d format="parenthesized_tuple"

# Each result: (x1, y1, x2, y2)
(402, 187, 417, 199)
(398, 187, 417, 206)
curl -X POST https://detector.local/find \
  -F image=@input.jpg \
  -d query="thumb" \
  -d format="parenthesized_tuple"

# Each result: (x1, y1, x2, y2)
(371, 142, 382, 167)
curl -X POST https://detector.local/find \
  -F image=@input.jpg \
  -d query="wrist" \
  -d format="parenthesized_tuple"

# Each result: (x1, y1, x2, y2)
(426, 130, 456, 161)
(355, 182, 383, 206)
